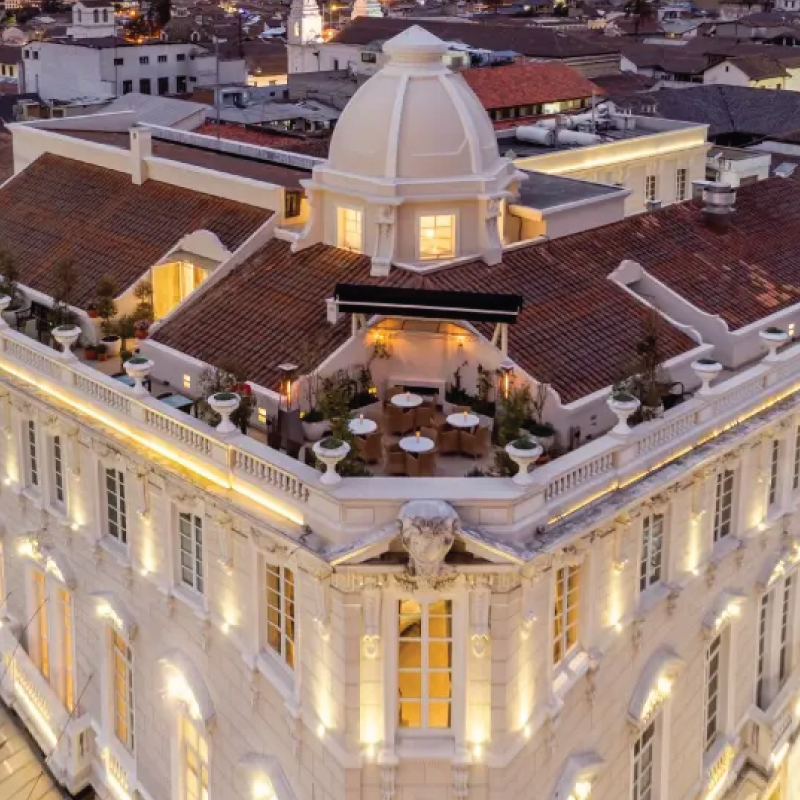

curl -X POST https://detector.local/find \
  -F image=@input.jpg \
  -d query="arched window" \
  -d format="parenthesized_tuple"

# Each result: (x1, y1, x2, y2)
(93, 9, 99, 23)
(103, 9, 109, 22)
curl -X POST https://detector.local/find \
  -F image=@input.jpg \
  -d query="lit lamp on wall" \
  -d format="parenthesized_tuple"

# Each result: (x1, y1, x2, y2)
(277, 363, 298, 411)
(499, 358, 515, 401)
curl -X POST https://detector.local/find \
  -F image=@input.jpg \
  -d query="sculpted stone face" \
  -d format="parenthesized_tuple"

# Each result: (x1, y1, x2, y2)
(398, 499, 459, 578)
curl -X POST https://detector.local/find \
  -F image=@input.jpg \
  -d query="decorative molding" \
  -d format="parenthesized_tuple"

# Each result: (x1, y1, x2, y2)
(548, 752, 604, 800)
(628, 646, 685, 729)
(398, 499, 459, 586)
(380, 763, 396, 800)
(702, 590, 746, 639)
(214, 512, 234, 574)
(469, 578, 491, 658)
(362, 580, 382, 659)
(312, 576, 331, 640)
(452, 752, 470, 800)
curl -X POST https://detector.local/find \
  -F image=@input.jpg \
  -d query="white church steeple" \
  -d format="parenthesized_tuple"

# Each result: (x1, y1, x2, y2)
(287, 0, 323, 73)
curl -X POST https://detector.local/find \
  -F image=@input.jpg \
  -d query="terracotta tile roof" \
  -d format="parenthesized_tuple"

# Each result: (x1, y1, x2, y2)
(153, 178, 800, 404)
(461, 63, 604, 111)
(0, 153, 271, 307)
(195, 123, 331, 158)
(329, 17, 613, 59)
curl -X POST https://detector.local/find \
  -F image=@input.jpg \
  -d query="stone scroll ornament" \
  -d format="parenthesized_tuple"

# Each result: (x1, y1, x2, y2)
(398, 499, 460, 582)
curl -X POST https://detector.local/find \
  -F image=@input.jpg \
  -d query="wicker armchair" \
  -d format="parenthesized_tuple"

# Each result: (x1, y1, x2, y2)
(405, 452, 422, 476)
(460, 425, 491, 459)
(384, 443, 407, 475)
(386, 404, 415, 436)
(384, 386, 405, 408)
(438, 427, 461, 455)
(417, 449, 438, 477)
(355, 431, 383, 464)
(414, 405, 434, 428)
(420, 426, 439, 445)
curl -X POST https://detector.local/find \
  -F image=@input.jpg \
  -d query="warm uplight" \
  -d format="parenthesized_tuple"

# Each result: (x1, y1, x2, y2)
(253, 779, 276, 800)
(574, 781, 592, 800)
(317, 723, 326, 739)
(167, 672, 200, 720)
(656, 676, 672, 696)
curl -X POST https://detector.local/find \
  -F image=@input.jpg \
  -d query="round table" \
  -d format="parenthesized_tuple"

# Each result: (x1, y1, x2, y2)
(447, 412, 480, 430)
(399, 435, 435, 454)
(391, 392, 423, 409)
(349, 417, 377, 436)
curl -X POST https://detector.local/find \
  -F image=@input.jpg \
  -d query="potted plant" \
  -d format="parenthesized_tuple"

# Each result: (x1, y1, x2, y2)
(123, 354, 154, 395)
(505, 436, 543, 485)
(96, 275, 121, 356)
(607, 390, 640, 435)
(208, 391, 240, 434)
(312, 436, 351, 485)
(96, 342, 108, 362)
(0, 250, 23, 324)
(134, 318, 151, 340)
(133, 279, 154, 320)
(86, 302, 99, 319)
(197, 363, 255, 435)
(301, 407, 328, 442)
(691, 357, 722, 395)
(83, 340, 98, 361)
(52, 323, 81, 358)
(760, 326, 790, 361)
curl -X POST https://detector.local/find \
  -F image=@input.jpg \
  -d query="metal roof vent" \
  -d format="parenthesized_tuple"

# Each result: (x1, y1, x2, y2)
(702, 181, 736, 230)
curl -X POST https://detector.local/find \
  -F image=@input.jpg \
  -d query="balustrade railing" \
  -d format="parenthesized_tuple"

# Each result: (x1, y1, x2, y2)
(0, 327, 799, 533)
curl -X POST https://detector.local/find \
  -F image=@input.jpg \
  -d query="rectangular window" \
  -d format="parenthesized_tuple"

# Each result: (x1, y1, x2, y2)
(779, 575, 793, 685)
(713, 470, 735, 542)
(337, 207, 363, 253)
(139, 56, 149, 65)
(114, 57, 124, 66)
(639, 514, 664, 592)
(769, 439, 780, 507)
(27, 420, 38, 488)
(32, 570, 49, 680)
(158, 54, 167, 63)
(398, 599, 452, 729)
(179, 513, 203, 594)
(181, 715, 208, 800)
(139, 78, 152, 95)
(419, 214, 456, 260)
(112, 630, 135, 752)
(645, 174, 658, 203)
(60, 589, 75, 712)
(265, 564, 295, 669)
(52, 435, 65, 507)
(793, 425, 800, 490)
(705, 634, 721, 751)
(105, 468, 127, 544)
(553, 564, 580, 666)
(177, 53, 186, 61)
(361, 51, 377, 63)
(676, 167, 687, 201)
(122, 80, 133, 94)
(756, 592, 769, 710)
(632, 720, 655, 800)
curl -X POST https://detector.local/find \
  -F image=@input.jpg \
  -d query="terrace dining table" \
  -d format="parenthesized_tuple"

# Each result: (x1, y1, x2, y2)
(399, 435, 435, 454)
(391, 392, 423, 409)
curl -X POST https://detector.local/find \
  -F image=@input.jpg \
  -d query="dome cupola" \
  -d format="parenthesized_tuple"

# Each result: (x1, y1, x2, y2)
(294, 26, 519, 274)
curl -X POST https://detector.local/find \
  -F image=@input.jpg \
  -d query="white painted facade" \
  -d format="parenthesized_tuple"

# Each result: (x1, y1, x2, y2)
(704, 61, 787, 90)
(19, 40, 246, 102)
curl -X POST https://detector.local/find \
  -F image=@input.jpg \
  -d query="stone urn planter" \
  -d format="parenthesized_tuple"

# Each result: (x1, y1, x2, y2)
(505, 438, 543, 486)
(691, 358, 723, 395)
(760, 327, 790, 361)
(607, 392, 641, 436)
(0, 295, 11, 327)
(524, 421, 556, 452)
(208, 392, 240, 435)
(123, 356, 154, 395)
(101, 334, 122, 357)
(52, 325, 82, 359)
(313, 438, 351, 485)
(301, 411, 329, 442)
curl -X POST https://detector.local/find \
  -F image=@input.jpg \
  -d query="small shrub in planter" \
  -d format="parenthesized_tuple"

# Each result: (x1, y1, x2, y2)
(765, 326, 785, 335)
(120, 349, 133, 363)
(96, 343, 108, 362)
(127, 356, 149, 366)
(214, 391, 237, 401)
(302, 408, 325, 423)
(134, 318, 151, 340)
(84, 343, 98, 361)
(510, 437, 537, 450)
(320, 437, 345, 450)
(696, 357, 719, 366)
(87, 302, 99, 319)
(526, 421, 555, 437)
(612, 391, 636, 404)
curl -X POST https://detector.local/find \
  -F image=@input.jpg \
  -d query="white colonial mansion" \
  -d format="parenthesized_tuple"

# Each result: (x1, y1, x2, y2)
(0, 23, 799, 800)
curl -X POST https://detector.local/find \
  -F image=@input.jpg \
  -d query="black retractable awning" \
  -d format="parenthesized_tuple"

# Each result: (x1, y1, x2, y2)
(333, 284, 523, 324)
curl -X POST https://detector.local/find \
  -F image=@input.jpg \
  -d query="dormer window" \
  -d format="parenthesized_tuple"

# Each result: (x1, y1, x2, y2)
(337, 207, 363, 253)
(419, 214, 455, 260)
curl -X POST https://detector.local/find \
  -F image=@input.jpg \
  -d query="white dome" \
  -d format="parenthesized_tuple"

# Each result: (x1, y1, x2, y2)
(327, 26, 506, 182)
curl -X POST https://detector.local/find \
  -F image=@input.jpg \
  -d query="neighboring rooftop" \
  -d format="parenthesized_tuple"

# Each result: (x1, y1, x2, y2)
(514, 169, 626, 209)
(722, 54, 788, 80)
(461, 62, 604, 111)
(0, 153, 271, 307)
(97, 93, 211, 128)
(194, 122, 331, 158)
(329, 16, 614, 60)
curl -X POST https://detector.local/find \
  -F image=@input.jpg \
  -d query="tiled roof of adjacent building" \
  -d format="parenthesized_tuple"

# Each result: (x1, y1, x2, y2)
(724, 54, 788, 80)
(153, 177, 800, 403)
(329, 16, 613, 59)
(0, 153, 271, 307)
(461, 63, 604, 111)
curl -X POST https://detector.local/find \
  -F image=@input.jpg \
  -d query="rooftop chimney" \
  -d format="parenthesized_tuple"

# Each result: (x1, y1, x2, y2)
(702, 181, 736, 230)
(130, 126, 152, 186)
(691, 179, 712, 200)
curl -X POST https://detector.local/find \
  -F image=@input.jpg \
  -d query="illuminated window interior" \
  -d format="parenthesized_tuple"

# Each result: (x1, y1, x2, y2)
(553, 565, 580, 666)
(398, 599, 452, 729)
(152, 261, 209, 320)
(337, 207, 363, 253)
(181, 714, 209, 800)
(419, 214, 455, 260)
(32, 570, 49, 680)
(113, 629, 135, 752)
(266, 564, 295, 669)
(60, 588, 75, 712)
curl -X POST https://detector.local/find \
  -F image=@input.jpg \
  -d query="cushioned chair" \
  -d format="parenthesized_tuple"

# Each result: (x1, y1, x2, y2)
(387, 404, 415, 436)
(356, 431, 383, 464)
(384, 386, 404, 408)
(453, 405, 471, 414)
(384, 443, 407, 475)
(461, 425, 491, 459)
(420, 426, 439, 445)
(418, 449, 438, 477)
(438, 427, 461, 455)
(414, 405, 434, 428)
(405, 452, 421, 477)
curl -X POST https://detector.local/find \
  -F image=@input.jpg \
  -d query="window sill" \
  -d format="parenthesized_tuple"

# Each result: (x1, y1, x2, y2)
(256, 650, 296, 706)
(99, 537, 130, 567)
(552, 648, 590, 704)
(635, 583, 671, 619)
(20, 486, 42, 507)
(710, 534, 742, 565)
(395, 733, 455, 761)
(172, 584, 209, 620)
